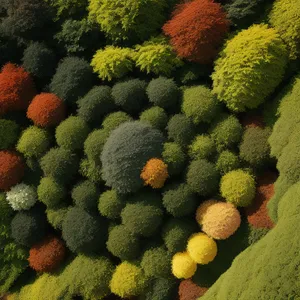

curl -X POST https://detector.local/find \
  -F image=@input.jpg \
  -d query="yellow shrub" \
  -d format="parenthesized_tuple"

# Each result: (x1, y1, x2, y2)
(172, 252, 197, 279)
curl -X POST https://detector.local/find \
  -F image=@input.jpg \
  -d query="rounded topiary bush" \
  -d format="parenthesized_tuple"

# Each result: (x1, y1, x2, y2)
(162, 142, 186, 176)
(0, 119, 19, 150)
(79, 159, 103, 183)
(98, 190, 125, 220)
(220, 169, 256, 207)
(216, 150, 240, 175)
(101, 121, 164, 193)
(188, 135, 215, 160)
(172, 252, 197, 279)
(140, 106, 168, 130)
(102, 112, 133, 133)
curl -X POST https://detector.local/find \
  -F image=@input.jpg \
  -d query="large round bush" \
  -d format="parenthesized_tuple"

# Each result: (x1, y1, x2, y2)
(0, 119, 19, 150)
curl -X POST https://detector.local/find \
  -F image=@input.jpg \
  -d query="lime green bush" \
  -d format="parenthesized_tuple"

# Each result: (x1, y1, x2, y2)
(45, 0, 87, 17)
(140, 106, 168, 130)
(188, 135, 215, 160)
(46, 206, 69, 230)
(102, 111, 133, 132)
(79, 158, 103, 183)
(162, 142, 186, 176)
(0, 119, 19, 150)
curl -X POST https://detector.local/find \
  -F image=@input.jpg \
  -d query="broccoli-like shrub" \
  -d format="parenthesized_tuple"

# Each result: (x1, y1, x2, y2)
(6, 183, 37, 211)
(162, 142, 186, 176)
(182, 86, 220, 124)
(140, 106, 168, 130)
(79, 158, 103, 183)
(212, 24, 288, 112)
(40, 147, 79, 184)
(167, 114, 195, 146)
(163, 184, 197, 217)
(98, 190, 125, 220)
(46, 206, 69, 230)
(220, 169, 256, 207)
(50, 57, 93, 104)
(186, 159, 219, 196)
(121, 202, 163, 237)
(0, 119, 19, 150)
(91, 46, 134, 81)
(112, 79, 148, 113)
(0, 151, 25, 191)
(188, 135, 215, 160)
(37, 177, 66, 209)
(29, 236, 66, 273)
(27, 93, 66, 128)
(106, 224, 140, 260)
(22, 42, 56, 79)
(0, 63, 36, 115)
(163, 0, 229, 63)
(178, 279, 208, 300)
(17, 126, 50, 158)
(216, 150, 240, 175)
(62, 207, 106, 254)
(142, 278, 177, 300)
(146, 77, 180, 109)
(239, 127, 271, 168)
(172, 252, 197, 279)
(101, 121, 164, 193)
(55, 116, 90, 151)
(71, 180, 99, 211)
(209, 114, 243, 152)
(102, 111, 133, 133)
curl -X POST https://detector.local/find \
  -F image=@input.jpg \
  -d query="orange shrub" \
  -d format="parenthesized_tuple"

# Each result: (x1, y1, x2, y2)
(179, 279, 208, 300)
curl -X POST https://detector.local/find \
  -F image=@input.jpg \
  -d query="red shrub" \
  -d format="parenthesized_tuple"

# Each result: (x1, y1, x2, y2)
(162, 0, 230, 64)
(0, 63, 36, 115)
(27, 93, 66, 127)
(29, 236, 66, 273)
(179, 279, 208, 300)
(0, 151, 25, 190)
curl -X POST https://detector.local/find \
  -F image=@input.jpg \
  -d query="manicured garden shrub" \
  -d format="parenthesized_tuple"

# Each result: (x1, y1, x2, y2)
(28, 236, 66, 273)
(212, 24, 288, 112)
(182, 86, 220, 124)
(146, 77, 180, 109)
(216, 150, 240, 175)
(0, 119, 19, 150)
(112, 79, 148, 113)
(188, 135, 215, 160)
(186, 159, 219, 196)
(55, 116, 90, 151)
(220, 169, 256, 207)
(162, 142, 186, 176)
(101, 121, 164, 193)
(50, 57, 93, 104)
(0, 151, 25, 190)
(46, 206, 69, 230)
(79, 158, 103, 183)
(178, 279, 208, 300)
(98, 190, 125, 220)
(163, 0, 230, 63)
(140, 106, 168, 130)
(102, 111, 133, 133)
(172, 252, 197, 279)
(27, 93, 66, 128)
(0, 63, 36, 115)
(17, 126, 50, 158)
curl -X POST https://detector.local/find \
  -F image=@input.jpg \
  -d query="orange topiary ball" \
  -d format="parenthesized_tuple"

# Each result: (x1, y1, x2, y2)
(140, 158, 168, 188)
(196, 200, 241, 240)
(0, 63, 36, 115)
(0, 151, 25, 191)
(28, 236, 66, 273)
(27, 93, 66, 127)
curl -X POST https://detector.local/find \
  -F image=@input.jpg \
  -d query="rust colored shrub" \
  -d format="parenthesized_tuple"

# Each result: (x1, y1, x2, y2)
(28, 236, 66, 273)
(27, 93, 66, 127)
(0, 63, 36, 115)
(163, 0, 230, 64)
(179, 279, 208, 300)
(0, 151, 25, 190)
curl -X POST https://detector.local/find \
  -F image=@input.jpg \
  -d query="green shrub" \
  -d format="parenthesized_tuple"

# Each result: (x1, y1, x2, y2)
(0, 119, 19, 150)
(112, 79, 148, 113)
(188, 135, 215, 160)
(102, 111, 133, 133)
(46, 206, 69, 230)
(162, 142, 186, 176)
(17, 126, 50, 158)
(0, 192, 13, 221)
(45, 0, 88, 17)
(182, 86, 220, 124)
(127, 190, 163, 209)
(98, 190, 125, 220)
(140, 106, 168, 130)
(216, 150, 240, 175)
(141, 278, 177, 300)
(212, 24, 288, 112)
(186, 159, 219, 196)
(79, 158, 103, 183)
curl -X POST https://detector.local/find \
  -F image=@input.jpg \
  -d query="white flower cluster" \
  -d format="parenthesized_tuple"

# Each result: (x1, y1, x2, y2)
(6, 183, 37, 211)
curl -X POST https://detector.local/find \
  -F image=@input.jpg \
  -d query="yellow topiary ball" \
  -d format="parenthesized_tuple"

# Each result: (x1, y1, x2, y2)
(172, 251, 197, 279)
(140, 158, 168, 188)
(196, 200, 241, 240)
(187, 233, 217, 264)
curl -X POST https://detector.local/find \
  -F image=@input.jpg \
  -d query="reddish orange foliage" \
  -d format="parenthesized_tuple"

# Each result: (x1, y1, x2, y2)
(179, 279, 208, 300)
(0, 63, 36, 115)
(240, 114, 264, 129)
(27, 93, 66, 127)
(0, 151, 25, 191)
(163, 0, 230, 64)
(29, 236, 66, 273)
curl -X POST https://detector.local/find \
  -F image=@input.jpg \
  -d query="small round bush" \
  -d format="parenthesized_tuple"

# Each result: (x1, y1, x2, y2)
(162, 142, 186, 176)
(167, 114, 195, 146)
(188, 135, 215, 160)
(163, 184, 197, 217)
(40, 147, 79, 183)
(146, 77, 180, 109)
(102, 111, 133, 133)
(186, 159, 219, 196)
(182, 86, 220, 124)
(140, 106, 168, 130)
(77, 86, 115, 124)
(46, 206, 69, 230)
(216, 150, 240, 175)
(17, 126, 50, 158)
(79, 158, 103, 183)
(220, 169, 256, 207)
(121, 202, 163, 237)
(112, 79, 148, 113)
(71, 180, 99, 211)
(106, 224, 140, 260)
(0, 119, 19, 149)
(172, 252, 197, 279)
(6, 183, 37, 211)
(37, 177, 66, 209)
(62, 207, 106, 254)
(98, 190, 125, 219)
(141, 247, 171, 278)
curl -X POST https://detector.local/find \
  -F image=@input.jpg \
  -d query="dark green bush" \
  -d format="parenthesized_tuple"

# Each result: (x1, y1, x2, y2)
(128, 190, 163, 209)
(102, 111, 133, 133)
(140, 278, 177, 300)
(162, 142, 186, 176)
(0, 192, 13, 221)
(216, 150, 240, 175)
(98, 190, 125, 220)
(140, 106, 168, 130)
(0, 119, 19, 150)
